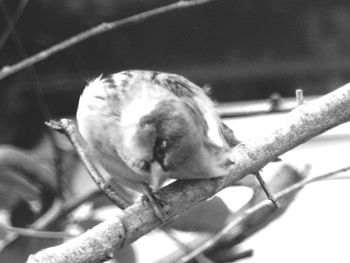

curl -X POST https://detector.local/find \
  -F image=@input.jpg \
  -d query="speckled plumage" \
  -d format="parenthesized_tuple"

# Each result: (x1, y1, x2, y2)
(77, 70, 240, 193)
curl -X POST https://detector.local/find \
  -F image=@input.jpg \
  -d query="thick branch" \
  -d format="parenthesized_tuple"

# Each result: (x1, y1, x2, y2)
(0, 0, 216, 81)
(27, 84, 350, 263)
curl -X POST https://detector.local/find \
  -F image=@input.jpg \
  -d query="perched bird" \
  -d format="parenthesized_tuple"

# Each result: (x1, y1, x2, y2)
(76, 70, 277, 220)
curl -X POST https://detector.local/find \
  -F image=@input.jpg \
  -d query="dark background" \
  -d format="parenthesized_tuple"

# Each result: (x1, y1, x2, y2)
(1, 0, 350, 147)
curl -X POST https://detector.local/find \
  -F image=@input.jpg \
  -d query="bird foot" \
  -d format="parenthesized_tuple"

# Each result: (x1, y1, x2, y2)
(141, 184, 168, 223)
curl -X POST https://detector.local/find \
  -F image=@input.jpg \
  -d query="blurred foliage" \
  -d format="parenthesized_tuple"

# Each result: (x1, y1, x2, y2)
(0, 146, 57, 226)
(0, 74, 45, 148)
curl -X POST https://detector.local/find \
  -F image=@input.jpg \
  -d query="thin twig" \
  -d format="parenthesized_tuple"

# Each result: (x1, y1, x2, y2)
(162, 227, 214, 263)
(0, 201, 63, 252)
(0, 0, 28, 57)
(46, 119, 130, 209)
(307, 166, 350, 184)
(0, 0, 217, 81)
(0, 189, 102, 248)
(3, 224, 76, 239)
(34, 189, 104, 230)
(0, 189, 104, 251)
(0, 0, 29, 50)
(177, 165, 350, 263)
(318, 175, 350, 181)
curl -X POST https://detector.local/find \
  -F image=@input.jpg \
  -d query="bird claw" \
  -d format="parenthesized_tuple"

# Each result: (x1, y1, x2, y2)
(141, 192, 167, 208)
(141, 184, 168, 223)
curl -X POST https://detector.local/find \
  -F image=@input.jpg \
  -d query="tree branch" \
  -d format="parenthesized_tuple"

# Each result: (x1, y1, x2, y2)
(3, 225, 75, 239)
(33, 189, 103, 231)
(46, 120, 130, 210)
(0, 0, 217, 81)
(27, 84, 350, 263)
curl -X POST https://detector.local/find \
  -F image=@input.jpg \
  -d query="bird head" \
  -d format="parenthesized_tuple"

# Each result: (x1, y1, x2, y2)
(120, 99, 200, 190)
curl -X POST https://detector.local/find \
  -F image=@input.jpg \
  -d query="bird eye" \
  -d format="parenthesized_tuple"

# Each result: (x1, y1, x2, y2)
(153, 140, 171, 171)
(139, 160, 150, 172)
(155, 140, 167, 156)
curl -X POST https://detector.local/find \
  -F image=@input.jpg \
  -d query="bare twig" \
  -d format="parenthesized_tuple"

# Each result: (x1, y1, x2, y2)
(1, 189, 103, 251)
(27, 83, 350, 263)
(1, 189, 103, 242)
(35, 189, 104, 230)
(3, 224, 75, 239)
(0, 0, 28, 57)
(162, 228, 214, 263)
(307, 166, 350, 184)
(177, 165, 350, 263)
(0, 0, 29, 50)
(46, 119, 130, 209)
(0, 0, 217, 81)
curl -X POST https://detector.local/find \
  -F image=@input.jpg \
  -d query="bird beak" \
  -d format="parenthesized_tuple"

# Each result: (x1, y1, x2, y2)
(150, 161, 169, 191)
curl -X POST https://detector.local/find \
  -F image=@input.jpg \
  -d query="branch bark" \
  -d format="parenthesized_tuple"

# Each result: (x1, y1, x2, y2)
(27, 84, 350, 263)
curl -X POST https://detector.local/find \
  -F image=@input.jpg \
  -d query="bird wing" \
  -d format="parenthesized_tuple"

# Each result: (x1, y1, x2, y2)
(152, 71, 229, 148)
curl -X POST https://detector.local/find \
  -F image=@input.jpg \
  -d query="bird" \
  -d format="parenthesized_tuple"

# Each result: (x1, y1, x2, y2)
(76, 70, 278, 221)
